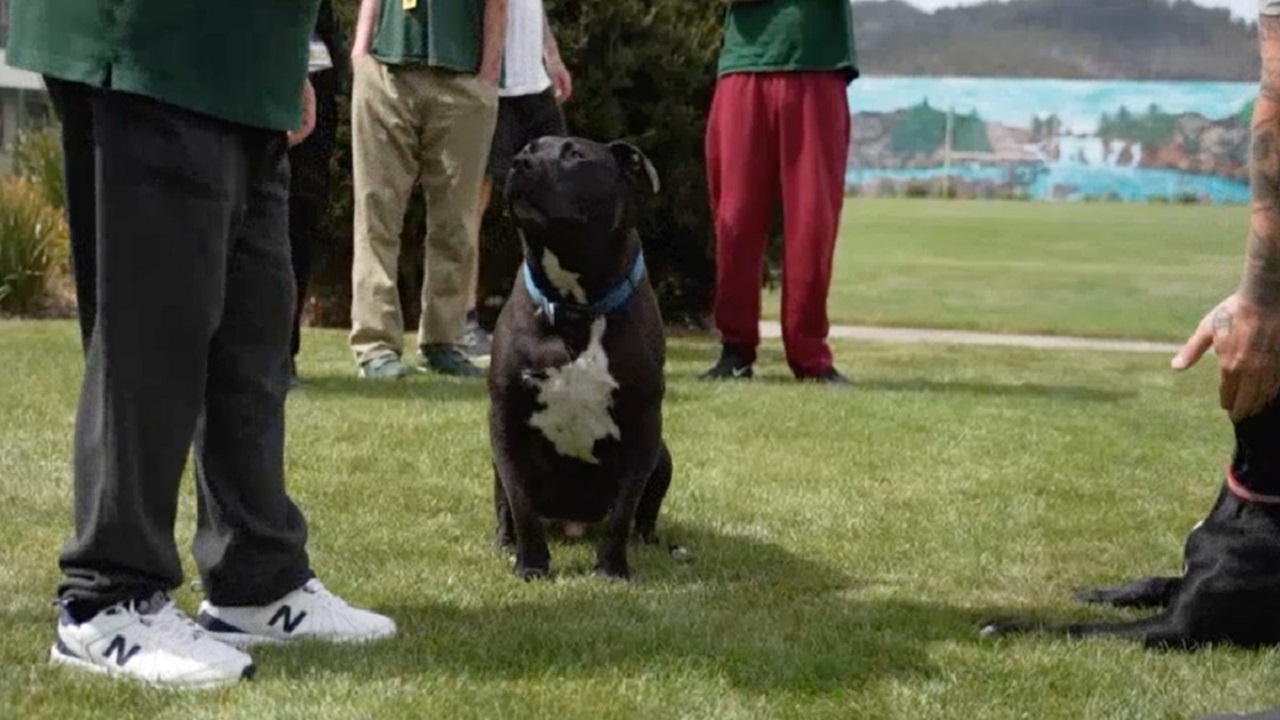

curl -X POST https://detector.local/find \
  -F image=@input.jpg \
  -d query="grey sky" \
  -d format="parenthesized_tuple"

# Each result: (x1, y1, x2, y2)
(851, 0, 1255, 20)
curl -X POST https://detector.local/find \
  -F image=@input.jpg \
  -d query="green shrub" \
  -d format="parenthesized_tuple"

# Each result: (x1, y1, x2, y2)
(12, 126, 66, 211)
(0, 177, 66, 316)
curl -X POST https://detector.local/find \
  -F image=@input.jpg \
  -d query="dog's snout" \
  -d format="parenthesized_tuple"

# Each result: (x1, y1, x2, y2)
(513, 153, 534, 173)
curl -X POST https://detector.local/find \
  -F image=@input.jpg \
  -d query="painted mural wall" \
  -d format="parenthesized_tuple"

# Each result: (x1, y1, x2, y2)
(845, 76, 1258, 204)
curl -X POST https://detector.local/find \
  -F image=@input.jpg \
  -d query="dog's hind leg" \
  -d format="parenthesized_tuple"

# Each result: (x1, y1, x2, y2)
(1073, 575, 1183, 609)
(633, 441, 672, 546)
(980, 611, 1197, 650)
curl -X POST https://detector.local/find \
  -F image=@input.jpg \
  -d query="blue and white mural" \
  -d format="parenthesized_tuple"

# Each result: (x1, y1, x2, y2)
(845, 76, 1258, 203)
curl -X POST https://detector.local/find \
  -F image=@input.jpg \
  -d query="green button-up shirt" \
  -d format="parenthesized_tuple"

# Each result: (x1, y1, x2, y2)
(4, 0, 321, 132)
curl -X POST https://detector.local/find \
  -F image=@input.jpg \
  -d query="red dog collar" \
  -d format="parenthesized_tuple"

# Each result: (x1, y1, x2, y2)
(1227, 467, 1280, 505)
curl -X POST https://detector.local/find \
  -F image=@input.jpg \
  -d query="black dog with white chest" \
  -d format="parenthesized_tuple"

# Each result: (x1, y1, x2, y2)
(487, 135, 672, 581)
(981, 400, 1280, 649)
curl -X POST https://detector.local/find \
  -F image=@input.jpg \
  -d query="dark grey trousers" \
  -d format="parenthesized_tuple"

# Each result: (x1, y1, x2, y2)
(46, 78, 313, 610)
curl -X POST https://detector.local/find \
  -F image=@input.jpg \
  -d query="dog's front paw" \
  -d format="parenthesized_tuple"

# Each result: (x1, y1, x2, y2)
(515, 561, 551, 581)
(513, 548, 551, 581)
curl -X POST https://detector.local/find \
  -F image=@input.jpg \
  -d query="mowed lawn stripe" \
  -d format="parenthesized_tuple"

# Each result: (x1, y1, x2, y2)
(763, 198, 1247, 342)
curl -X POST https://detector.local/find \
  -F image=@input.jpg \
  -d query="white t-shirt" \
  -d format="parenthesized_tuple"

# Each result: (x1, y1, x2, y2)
(308, 33, 333, 74)
(500, 0, 553, 98)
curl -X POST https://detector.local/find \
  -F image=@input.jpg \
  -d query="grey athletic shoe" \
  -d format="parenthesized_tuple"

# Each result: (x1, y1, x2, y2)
(358, 354, 410, 380)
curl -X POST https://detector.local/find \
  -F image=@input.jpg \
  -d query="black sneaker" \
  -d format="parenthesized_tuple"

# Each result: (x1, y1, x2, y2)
(700, 345, 754, 381)
(420, 344, 485, 378)
(798, 367, 852, 386)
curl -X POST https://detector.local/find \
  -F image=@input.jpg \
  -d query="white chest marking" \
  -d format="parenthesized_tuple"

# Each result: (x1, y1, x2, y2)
(527, 317, 620, 464)
(541, 248, 588, 303)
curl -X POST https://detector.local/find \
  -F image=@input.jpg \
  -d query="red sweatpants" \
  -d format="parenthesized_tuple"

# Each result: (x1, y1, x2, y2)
(705, 71, 851, 376)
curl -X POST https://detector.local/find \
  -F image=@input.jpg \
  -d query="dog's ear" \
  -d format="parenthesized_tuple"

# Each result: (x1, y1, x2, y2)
(608, 141, 661, 195)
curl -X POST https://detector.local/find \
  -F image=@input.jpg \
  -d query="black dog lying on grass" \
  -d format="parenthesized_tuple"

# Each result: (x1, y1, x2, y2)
(980, 402, 1280, 650)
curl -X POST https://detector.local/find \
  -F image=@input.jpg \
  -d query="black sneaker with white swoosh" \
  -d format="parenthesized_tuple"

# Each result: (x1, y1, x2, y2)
(700, 345, 754, 381)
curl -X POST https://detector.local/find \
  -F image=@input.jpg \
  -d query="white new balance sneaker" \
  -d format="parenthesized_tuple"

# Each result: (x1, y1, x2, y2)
(50, 592, 255, 689)
(195, 578, 396, 648)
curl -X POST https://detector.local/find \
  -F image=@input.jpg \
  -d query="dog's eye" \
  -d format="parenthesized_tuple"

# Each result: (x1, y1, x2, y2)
(560, 145, 584, 162)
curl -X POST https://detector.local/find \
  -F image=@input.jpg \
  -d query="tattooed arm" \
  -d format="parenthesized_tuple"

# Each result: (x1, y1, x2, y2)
(1244, 18, 1280, 311)
(1173, 12, 1280, 420)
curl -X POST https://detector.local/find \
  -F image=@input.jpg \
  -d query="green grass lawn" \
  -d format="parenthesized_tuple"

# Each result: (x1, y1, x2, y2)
(761, 198, 1247, 342)
(4, 319, 1279, 719)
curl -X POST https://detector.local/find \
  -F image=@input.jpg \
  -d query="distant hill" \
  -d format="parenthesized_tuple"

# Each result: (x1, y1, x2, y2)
(852, 0, 1261, 81)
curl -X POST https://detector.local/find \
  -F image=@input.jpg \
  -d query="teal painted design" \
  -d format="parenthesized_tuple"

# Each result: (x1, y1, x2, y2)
(845, 76, 1257, 204)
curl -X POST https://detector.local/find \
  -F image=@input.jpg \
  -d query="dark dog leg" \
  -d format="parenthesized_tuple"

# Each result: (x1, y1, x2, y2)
(1073, 576, 1183, 609)
(506, 485, 552, 580)
(594, 464, 654, 581)
(490, 431, 552, 580)
(493, 464, 515, 553)
(633, 441, 672, 545)
(980, 611, 1195, 650)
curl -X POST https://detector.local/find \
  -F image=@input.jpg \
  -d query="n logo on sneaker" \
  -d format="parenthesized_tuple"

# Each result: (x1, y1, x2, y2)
(268, 605, 307, 634)
(103, 635, 141, 667)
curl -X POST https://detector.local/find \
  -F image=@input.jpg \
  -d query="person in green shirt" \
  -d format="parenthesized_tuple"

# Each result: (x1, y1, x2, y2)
(700, 0, 858, 386)
(4, 0, 395, 688)
(347, 0, 507, 380)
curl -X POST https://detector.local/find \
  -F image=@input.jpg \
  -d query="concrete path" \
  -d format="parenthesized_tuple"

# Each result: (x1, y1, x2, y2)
(757, 320, 1184, 355)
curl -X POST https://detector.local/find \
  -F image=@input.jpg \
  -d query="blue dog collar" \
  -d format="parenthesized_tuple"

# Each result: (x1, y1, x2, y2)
(522, 252, 646, 325)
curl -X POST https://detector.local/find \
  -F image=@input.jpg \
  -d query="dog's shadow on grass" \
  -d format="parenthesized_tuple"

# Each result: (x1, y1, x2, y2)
(259, 522, 1031, 698)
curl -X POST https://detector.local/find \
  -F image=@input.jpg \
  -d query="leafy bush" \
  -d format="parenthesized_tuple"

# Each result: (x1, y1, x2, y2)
(12, 126, 66, 211)
(0, 177, 67, 316)
(310, 0, 724, 330)
(10, 126, 70, 283)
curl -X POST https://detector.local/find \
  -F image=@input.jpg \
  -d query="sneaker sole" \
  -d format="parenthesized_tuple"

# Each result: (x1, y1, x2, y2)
(357, 370, 409, 380)
(204, 628, 396, 650)
(49, 644, 254, 689)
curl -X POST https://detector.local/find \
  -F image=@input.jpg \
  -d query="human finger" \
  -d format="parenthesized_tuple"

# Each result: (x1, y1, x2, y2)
(1171, 312, 1216, 371)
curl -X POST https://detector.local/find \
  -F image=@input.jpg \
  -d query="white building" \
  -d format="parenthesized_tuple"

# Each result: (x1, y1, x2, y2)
(0, 0, 55, 175)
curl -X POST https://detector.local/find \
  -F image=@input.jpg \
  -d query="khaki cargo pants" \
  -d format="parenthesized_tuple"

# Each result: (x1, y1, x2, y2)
(349, 55, 498, 365)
